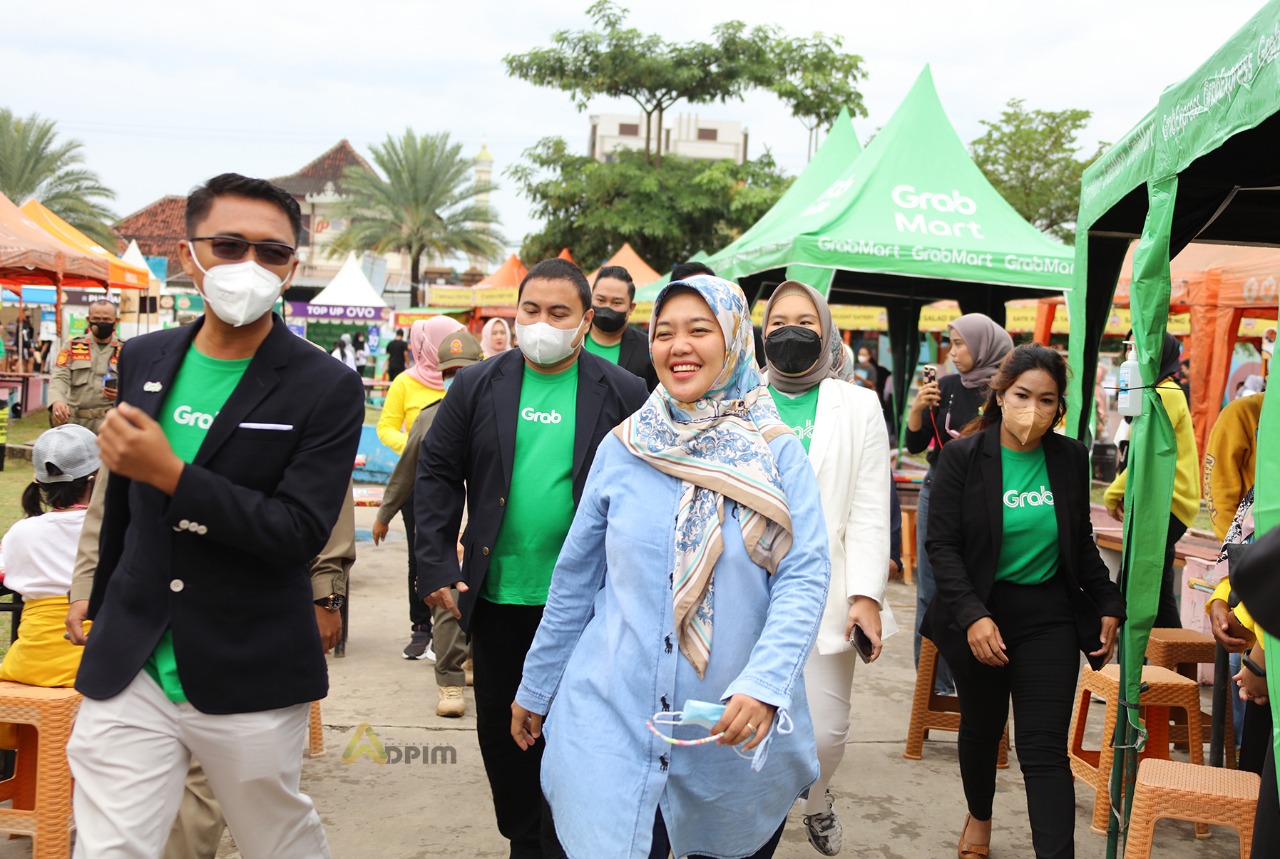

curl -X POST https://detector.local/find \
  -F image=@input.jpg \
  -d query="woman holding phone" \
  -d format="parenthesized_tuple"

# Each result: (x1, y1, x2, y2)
(905, 314, 1013, 694)
(923, 344, 1125, 858)
(512, 274, 830, 859)
(761, 280, 892, 855)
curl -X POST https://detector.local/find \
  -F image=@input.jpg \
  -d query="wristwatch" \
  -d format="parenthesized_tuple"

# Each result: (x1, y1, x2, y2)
(314, 594, 345, 612)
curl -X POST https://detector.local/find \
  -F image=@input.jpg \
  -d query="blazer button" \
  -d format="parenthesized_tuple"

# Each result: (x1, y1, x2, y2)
(499, 498, 506, 507)
(178, 519, 190, 530)
(187, 521, 201, 532)
(170, 579, 185, 593)
(196, 525, 208, 535)
(482, 547, 490, 556)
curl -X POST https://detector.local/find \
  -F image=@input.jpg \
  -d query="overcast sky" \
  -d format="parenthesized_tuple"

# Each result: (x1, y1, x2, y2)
(1, 0, 1266, 264)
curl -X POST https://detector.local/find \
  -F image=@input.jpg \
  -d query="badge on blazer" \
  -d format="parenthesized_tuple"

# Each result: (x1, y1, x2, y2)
(143, 381, 163, 393)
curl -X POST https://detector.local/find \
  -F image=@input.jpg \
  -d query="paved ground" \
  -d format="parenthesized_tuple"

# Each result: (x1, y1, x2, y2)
(1, 504, 1247, 858)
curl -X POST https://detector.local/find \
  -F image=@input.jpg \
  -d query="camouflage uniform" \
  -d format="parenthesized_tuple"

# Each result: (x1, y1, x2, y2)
(48, 335, 122, 433)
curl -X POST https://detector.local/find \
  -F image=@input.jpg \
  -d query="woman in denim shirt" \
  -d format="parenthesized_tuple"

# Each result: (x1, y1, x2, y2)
(512, 275, 830, 859)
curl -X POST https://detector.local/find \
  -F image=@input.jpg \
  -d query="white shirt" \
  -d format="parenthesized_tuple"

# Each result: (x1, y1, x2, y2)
(0, 508, 86, 598)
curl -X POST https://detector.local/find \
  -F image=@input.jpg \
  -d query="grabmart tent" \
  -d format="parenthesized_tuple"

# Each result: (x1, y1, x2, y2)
(1065, 1, 1280, 839)
(705, 66, 1075, 411)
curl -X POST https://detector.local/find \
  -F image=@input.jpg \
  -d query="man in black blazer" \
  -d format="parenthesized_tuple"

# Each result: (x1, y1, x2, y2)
(581, 264, 659, 391)
(66, 174, 363, 859)
(416, 258, 648, 858)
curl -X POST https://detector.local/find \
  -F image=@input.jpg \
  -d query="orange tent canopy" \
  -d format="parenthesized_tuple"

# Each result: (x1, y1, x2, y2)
(475, 254, 529, 289)
(557, 248, 576, 266)
(585, 243, 661, 287)
(1114, 242, 1280, 456)
(20, 199, 149, 290)
(0, 192, 108, 287)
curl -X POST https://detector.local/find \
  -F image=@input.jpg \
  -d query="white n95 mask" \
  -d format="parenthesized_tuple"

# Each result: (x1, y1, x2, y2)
(515, 317, 585, 365)
(190, 244, 287, 327)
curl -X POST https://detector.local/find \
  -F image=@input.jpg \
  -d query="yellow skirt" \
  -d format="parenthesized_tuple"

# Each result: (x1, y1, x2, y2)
(0, 596, 90, 748)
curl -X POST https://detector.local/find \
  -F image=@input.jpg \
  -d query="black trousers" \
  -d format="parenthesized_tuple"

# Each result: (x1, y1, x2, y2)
(472, 598, 553, 859)
(953, 580, 1080, 859)
(1157, 513, 1188, 628)
(1239, 698, 1274, 775)
(400, 495, 434, 631)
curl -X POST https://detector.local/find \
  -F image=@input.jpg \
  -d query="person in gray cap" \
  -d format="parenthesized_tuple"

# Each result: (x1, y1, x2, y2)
(0, 424, 101, 697)
(373, 329, 483, 717)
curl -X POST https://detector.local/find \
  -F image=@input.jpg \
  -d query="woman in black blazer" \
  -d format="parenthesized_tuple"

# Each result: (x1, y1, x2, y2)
(922, 344, 1125, 859)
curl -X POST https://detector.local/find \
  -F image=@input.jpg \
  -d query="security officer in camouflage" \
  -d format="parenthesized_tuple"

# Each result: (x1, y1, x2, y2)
(49, 300, 122, 433)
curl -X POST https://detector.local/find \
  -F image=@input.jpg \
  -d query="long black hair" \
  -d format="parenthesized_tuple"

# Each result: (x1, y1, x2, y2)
(21, 465, 95, 518)
(964, 343, 1069, 435)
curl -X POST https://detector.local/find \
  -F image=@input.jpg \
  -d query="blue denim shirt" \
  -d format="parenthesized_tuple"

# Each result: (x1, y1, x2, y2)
(517, 433, 830, 859)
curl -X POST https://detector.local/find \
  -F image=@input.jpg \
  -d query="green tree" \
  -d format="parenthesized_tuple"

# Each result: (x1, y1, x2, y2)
(765, 35, 868, 160)
(329, 130, 503, 306)
(0, 108, 117, 249)
(507, 137, 792, 271)
(969, 98, 1104, 243)
(504, 2, 771, 167)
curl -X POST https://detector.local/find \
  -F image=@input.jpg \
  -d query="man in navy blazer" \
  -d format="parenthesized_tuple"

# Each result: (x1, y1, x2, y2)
(67, 174, 363, 859)
(415, 257, 648, 858)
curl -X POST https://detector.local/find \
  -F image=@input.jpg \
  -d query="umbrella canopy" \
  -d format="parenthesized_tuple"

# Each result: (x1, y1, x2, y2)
(0, 192, 108, 286)
(309, 252, 387, 307)
(19, 199, 149, 289)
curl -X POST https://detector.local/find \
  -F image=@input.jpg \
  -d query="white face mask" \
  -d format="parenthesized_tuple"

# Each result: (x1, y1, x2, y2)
(189, 243, 288, 327)
(515, 316, 586, 366)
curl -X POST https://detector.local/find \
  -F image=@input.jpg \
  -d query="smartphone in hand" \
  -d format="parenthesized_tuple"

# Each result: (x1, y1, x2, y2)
(851, 624, 874, 664)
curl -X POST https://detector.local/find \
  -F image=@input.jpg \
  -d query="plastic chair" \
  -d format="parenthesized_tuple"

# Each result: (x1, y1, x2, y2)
(904, 637, 1008, 767)
(1146, 627, 1231, 761)
(308, 700, 325, 757)
(1124, 758, 1259, 858)
(1068, 664, 1205, 835)
(0, 682, 82, 859)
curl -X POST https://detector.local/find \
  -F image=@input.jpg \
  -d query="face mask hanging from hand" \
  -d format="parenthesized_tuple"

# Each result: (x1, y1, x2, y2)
(189, 243, 287, 328)
(515, 317, 586, 366)
(764, 326, 823, 376)
(1001, 403, 1056, 445)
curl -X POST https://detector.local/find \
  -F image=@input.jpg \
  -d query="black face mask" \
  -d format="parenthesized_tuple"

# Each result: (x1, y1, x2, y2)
(592, 306, 628, 334)
(89, 321, 115, 340)
(765, 326, 823, 375)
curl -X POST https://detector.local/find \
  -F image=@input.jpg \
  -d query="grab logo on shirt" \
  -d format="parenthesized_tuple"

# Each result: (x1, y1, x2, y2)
(172, 404, 217, 430)
(1004, 485, 1054, 509)
(521, 407, 562, 425)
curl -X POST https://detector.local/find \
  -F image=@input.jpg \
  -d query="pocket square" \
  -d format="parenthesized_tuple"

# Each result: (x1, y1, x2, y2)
(238, 422, 294, 431)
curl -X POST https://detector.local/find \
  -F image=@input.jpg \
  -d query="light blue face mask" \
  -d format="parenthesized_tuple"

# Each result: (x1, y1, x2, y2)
(646, 699, 794, 772)
(442, 376, 455, 392)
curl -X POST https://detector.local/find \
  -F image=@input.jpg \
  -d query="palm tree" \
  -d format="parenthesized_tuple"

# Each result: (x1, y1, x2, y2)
(330, 130, 504, 306)
(0, 109, 118, 249)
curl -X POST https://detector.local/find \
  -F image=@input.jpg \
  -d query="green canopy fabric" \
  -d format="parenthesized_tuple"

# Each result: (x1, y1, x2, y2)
(1068, 2, 1280, 841)
(711, 66, 1075, 295)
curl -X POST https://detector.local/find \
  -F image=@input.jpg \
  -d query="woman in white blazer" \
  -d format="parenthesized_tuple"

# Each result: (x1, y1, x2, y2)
(762, 281, 894, 856)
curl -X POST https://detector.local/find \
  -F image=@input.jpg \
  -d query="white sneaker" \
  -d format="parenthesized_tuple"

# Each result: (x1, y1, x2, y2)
(803, 790, 842, 855)
(425, 644, 437, 663)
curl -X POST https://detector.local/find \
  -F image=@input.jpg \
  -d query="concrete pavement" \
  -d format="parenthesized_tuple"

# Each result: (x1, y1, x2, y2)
(0, 502, 1245, 858)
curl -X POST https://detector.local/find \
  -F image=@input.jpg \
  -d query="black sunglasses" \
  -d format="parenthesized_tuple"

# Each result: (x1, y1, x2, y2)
(191, 236, 296, 267)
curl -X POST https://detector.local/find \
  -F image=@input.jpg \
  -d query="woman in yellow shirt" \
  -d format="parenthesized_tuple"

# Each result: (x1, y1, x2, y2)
(376, 315, 464, 657)
(1104, 332, 1198, 628)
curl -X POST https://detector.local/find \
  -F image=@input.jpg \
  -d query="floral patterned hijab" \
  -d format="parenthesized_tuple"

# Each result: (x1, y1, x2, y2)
(613, 275, 793, 678)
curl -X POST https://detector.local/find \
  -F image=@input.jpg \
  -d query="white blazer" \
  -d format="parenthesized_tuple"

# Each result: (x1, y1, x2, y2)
(804, 378, 896, 655)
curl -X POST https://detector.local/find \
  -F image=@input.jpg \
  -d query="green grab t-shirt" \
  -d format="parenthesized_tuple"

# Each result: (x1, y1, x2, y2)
(483, 361, 579, 605)
(995, 446, 1060, 585)
(144, 346, 251, 703)
(582, 333, 622, 364)
(768, 384, 820, 453)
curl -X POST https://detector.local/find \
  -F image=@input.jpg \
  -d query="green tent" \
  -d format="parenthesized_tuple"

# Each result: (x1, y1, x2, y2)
(1067, 2, 1280, 849)
(710, 65, 1075, 414)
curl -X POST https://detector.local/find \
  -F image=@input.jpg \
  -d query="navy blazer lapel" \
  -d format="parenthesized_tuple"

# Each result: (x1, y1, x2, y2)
(192, 318, 289, 467)
(573, 352, 608, 484)
(129, 321, 200, 421)
(979, 425, 1004, 554)
(490, 350, 523, 491)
